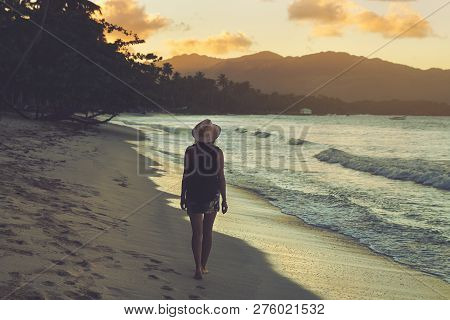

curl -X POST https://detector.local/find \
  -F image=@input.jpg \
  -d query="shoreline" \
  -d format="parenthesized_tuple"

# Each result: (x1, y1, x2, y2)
(227, 183, 448, 282)
(0, 116, 448, 299)
(228, 185, 450, 296)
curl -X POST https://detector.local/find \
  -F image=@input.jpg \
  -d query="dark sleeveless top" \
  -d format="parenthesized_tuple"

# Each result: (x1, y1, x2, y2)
(184, 142, 221, 203)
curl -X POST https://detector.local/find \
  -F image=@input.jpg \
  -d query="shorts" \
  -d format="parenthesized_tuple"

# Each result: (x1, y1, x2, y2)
(186, 194, 220, 215)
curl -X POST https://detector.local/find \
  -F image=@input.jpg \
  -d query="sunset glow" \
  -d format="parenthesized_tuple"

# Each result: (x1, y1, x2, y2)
(93, 0, 450, 69)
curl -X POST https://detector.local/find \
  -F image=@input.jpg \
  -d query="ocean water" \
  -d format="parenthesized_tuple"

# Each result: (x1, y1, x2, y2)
(112, 114, 450, 282)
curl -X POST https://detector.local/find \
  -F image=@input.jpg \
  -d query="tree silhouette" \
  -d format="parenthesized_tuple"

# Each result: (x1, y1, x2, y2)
(216, 74, 228, 90)
(161, 63, 174, 80)
(0, 0, 163, 122)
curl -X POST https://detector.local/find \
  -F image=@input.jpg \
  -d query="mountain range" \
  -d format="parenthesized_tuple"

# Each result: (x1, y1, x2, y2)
(162, 51, 450, 105)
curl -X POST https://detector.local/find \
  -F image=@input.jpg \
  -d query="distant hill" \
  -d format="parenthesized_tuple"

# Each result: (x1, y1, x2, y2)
(162, 51, 450, 104)
(162, 54, 223, 74)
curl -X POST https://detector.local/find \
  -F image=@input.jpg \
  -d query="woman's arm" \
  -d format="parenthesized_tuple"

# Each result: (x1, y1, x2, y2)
(217, 149, 228, 213)
(180, 149, 190, 210)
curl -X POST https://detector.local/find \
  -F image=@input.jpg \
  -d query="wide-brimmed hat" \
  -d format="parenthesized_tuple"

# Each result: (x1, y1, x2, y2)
(192, 119, 221, 143)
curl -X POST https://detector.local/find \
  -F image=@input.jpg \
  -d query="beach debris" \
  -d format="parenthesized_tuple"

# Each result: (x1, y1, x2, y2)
(235, 128, 248, 133)
(254, 130, 271, 138)
(288, 138, 307, 145)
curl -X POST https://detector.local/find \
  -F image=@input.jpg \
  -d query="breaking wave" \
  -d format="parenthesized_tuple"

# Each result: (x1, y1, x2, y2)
(315, 148, 450, 191)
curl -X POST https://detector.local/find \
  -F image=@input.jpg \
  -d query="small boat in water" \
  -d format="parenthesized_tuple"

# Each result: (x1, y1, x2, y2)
(389, 116, 406, 120)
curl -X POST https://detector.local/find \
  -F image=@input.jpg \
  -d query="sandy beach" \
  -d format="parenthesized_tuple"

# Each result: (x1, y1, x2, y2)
(0, 115, 448, 300)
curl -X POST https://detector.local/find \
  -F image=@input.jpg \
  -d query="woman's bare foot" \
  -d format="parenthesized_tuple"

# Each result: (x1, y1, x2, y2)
(194, 270, 203, 280)
(201, 266, 209, 274)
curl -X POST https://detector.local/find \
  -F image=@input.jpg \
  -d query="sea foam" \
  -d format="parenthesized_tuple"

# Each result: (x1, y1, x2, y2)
(315, 148, 450, 191)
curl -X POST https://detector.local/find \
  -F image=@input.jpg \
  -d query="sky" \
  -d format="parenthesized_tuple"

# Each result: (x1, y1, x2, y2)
(92, 0, 450, 70)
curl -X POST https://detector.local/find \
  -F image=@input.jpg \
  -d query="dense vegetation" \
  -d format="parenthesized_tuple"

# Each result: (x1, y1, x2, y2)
(0, 0, 164, 122)
(1, 0, 449, 121)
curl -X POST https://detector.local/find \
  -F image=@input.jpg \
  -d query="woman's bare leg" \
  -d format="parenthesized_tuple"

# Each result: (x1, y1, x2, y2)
(189, 213, 204, 279)
(201, 212, 217, 274)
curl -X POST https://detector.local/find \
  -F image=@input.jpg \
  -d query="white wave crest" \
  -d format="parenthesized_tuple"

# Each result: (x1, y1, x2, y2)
(315, 148, 450, 191)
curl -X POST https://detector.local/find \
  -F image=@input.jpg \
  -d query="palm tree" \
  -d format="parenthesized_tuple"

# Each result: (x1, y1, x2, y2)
(0, 0, 163, 122)
(216, 74, 228, 90)
(194, 71, 205, 80)
(161, 63, 173, 80)
(172, 71, 181, 81)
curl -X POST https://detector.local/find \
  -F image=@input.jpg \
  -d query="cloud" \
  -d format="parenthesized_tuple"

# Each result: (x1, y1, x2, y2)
(98, 0, 170, 40)
(288, 0, 433, 38)
(356, 7, 432, 37)
(167, 32, 253, 56)
(288, 0, 351, 23)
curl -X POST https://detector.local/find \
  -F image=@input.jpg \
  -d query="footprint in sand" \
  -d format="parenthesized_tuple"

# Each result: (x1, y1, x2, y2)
(162, 295, 174, 300)
(54, 235, 83, 248)
(113, 176, 128, 188)
(160, 268, 181, 275)
(7, 239, 26, 245)
(65, 290, 102, 300)
(161, 285, 173, 291)
(196, 285, 205, 290)
(94, 245, 116, 254)
(106, 286, 126, 296)
(122, 250, 149, 259)
(92, 273, 106, 280)
(42, 281, 55, 287)
(188, 294, 201, 300)
(51, 259, 66, 266)
(149, 258, 162, 264)
(83, 290, 102, 299)
(6, 247, 33, 256)
(55, 270, 71, 277)
(143, 263, 160, 272)
(148, 274, 160, 280)
(75, 260, 90, 269)
(64, 291, 84, 299)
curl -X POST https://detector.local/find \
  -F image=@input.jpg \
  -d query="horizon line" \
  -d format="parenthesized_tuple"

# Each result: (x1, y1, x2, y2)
(162, 50, 450, 72)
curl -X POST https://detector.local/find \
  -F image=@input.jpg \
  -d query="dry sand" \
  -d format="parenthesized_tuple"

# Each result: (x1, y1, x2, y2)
(0, 116, 448, 299)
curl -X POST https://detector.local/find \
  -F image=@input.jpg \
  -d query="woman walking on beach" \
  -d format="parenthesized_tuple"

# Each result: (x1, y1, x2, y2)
(180, 119, 228, 280)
